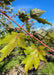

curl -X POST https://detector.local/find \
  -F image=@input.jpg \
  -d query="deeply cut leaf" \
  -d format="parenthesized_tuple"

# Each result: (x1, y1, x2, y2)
(0, 32, 27, 61)
(0, 35, 18, 61)
(22, 44, 47, 75)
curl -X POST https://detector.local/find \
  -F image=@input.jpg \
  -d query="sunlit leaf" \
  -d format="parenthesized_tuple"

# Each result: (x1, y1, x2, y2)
(17, 33, 26, 49)
(22, 44, 47, 75)
(0, 33, 18, 61)
(0, 32, 17, 45)
(30, 8, 45, 17)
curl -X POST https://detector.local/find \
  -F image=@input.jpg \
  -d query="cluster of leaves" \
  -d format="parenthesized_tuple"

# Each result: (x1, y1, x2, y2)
(38, 62, 54, 75)
(0, 0, 15, 6)
(0, 55, 25, 73)
(18, 8, 52, 26)
(0, 4, 14, 38)
(0, 1, 54, 75)
(36, 28, 54, 49)
(0, 31, 47, 75)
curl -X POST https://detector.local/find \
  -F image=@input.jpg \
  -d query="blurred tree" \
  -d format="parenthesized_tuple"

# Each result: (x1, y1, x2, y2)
(0, 0, 15, 38)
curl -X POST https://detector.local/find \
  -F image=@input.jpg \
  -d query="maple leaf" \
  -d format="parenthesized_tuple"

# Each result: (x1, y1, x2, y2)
(0, 32, 18, 61)
(22, 44, 47, 75)
(0, 32, 26, 61)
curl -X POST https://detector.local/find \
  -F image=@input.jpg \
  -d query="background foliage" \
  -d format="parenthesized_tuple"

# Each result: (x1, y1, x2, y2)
(0, 0, 54, 75)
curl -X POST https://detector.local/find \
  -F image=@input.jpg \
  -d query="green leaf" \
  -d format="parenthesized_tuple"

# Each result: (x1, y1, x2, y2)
(27, 13, 30, 15)
(38, 46, 47, 62)
(17, 33, 26, 49)
(0, 32, 17, 45)
(0, 32, 27, 61)
(19, 13, 29, 22)
(22, 44, 47, 75)
(0, 34, 18, 61)
(30, 8, 45, 17)
(5, 7, 9, 10)
(24, 44, 36, 54)
(49, 33, 54, 38)
(8, 22, 14, 28)
(31, 16, 52, 26)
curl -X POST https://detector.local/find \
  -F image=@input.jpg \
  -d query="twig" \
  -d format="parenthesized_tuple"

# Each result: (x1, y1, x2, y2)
(0, 9, 54, 52)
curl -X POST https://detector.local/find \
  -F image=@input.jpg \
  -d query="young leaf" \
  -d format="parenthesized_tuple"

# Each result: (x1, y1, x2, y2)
(30, 8, 45, 17)
(31, 16, 52, 26)
(19, 13, 29, 22)
(22, 44, 47, 75)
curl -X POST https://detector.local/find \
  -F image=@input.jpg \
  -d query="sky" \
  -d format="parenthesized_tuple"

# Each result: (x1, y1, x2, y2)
(11, 0, 54, 30)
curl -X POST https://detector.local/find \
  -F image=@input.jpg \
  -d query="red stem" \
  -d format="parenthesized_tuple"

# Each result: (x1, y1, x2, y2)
(0, 9, 54, 52)
(22, 17, 31, 27)
(45, 50, 52, 52)
(11, 14, 19, 18)
(11, 14, 31, 27)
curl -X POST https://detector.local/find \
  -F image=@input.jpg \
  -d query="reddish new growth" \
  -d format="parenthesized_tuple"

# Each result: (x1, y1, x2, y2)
(11, 14, 31, 27)
(0, 9, 54, 52)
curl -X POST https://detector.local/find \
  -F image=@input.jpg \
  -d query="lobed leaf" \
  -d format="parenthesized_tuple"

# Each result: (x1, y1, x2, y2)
(0, 32, 17, 45)
(22, 44, 47, 75)
(0, 32, 27, 61)
(0, 35, 18, 61)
